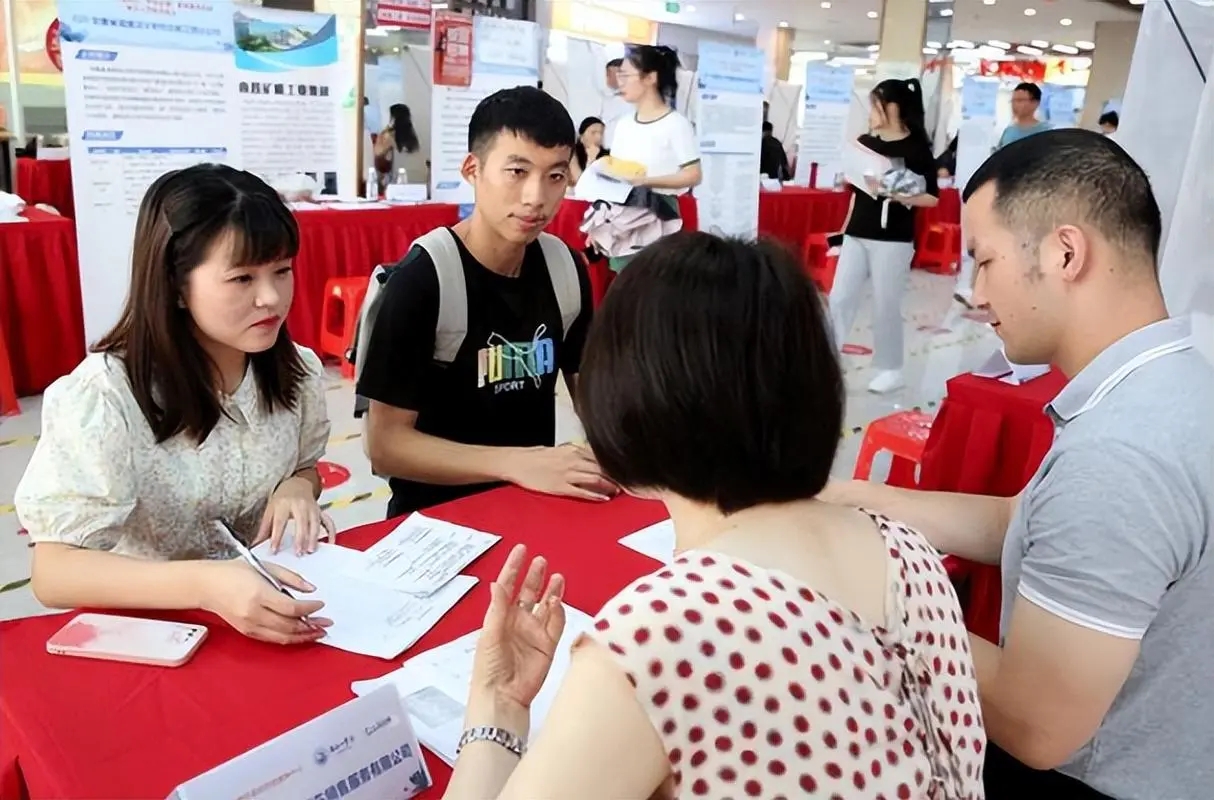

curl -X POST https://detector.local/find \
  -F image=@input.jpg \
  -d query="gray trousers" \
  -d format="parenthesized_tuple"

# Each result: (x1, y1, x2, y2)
(828, 236, 914, 371)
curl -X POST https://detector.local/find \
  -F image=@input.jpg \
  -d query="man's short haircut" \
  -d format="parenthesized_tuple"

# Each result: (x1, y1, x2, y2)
(577, 232, 844, 514)
(1014, 82, 1042, 102)
(762, 121, 774, 134)
(606, 57, 624, 69)
(1099, 110, 1120, 128)
(964, 127, 1162, 266)
(467, 86, 576, 155)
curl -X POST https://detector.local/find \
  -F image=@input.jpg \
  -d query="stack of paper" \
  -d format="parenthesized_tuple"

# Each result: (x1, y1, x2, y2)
(618, 519, 676, 564)
(351, 606, 595, 765)
(253, 514, 500, 660)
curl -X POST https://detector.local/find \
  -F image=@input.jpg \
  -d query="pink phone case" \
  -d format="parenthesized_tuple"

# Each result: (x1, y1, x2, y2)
(46, 613, 208, 667)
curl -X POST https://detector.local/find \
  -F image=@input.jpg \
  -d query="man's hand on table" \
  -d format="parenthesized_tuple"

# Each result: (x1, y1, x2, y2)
(197, 559, 332, 645)
(505, 444, 619, 503)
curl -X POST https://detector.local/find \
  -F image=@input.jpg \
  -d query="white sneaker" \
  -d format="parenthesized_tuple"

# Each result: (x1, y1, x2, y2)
(867, 370, 905, 394)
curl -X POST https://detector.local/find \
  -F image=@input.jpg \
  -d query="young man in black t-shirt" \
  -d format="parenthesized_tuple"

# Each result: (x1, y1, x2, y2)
(357, 87, 615, 517)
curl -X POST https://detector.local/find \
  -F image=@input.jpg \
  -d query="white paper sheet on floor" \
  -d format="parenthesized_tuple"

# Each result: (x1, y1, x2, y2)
(350, 605, 596, 765)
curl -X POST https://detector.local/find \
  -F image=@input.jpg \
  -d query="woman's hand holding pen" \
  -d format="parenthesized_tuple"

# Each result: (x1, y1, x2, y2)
(197, 560, 331, 645)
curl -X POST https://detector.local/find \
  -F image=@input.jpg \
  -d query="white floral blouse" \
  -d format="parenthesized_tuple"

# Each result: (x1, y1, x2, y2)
(14, 345, 331, 560)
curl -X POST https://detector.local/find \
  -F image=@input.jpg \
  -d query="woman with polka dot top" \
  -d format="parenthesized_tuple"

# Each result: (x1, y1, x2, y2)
(442, 232, 985, 799)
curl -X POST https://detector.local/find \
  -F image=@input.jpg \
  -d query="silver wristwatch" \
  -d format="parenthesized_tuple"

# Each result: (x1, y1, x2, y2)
(456, 725, 527, 758)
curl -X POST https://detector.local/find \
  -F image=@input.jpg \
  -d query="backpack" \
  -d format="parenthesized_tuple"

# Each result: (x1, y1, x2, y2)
(350, 228, 582, 417)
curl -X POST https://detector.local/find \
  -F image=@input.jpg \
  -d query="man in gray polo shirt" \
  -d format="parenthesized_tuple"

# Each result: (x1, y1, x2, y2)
(826, 128, 1213, 799)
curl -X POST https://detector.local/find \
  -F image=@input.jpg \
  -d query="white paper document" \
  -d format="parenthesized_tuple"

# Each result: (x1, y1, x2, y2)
(172, 684, 431, 800)
(971, 346, 1051, 384)
(843, 140, 894, 199)
(253, 538, 477, 660)
(351, 605, 596, 765)
(572, 160, 633, 204)
(355, 513, 500, 596)
(618, 519, 676, 564)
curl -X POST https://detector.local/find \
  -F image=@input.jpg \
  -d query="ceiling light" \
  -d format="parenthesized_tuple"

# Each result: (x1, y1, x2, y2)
(1130, 0, 1144, 4)
(820, 1, 831, 7)
(1024, 8, 1036, 16)
(778, 21, 789, 28)
(734, 12, 744, 21)
(1075, 40, 1095, 50)
(824, 39, 832, 45)
(988, 39, 1011, 49)
(1052, 43, 1079, 54)
(950, 40, 974, 48)
(983, 0, 996, 4)
(1060, 17, 1072, 26)
(1016, 45, 1043, 55)
(867, 10, 879, 18)
(867, 43, 881, 52)
(1031, 39, 1049, 47)
(941, 9, 953, 16)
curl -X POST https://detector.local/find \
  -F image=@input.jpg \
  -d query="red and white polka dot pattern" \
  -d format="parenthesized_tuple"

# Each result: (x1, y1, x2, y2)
(590, 514, 985, 798)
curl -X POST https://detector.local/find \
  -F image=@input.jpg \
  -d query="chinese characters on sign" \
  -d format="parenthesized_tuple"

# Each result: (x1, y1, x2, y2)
(375, 0, 430, 30)
(432, 10, 472, 88)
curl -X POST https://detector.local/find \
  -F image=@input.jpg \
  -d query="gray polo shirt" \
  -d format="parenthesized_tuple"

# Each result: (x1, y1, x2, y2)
(1000, 316, 1214, 800)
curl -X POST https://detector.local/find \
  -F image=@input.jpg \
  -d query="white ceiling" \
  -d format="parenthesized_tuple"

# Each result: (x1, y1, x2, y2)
(582, 0, 1141, 50)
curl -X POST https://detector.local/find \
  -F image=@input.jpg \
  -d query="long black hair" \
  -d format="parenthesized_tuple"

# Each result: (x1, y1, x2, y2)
(573, 116, 607, 170)
(389, 103, 420, 153)
(872, 78, 930, 148)
(93, 164, 305, 445)
(626, 45, 680, 107)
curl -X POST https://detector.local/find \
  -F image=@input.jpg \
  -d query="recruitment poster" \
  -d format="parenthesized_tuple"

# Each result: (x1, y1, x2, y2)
(58, 0, 344, 343)
(429, 15, 539, 203)
(694, 41, 764, 239)
(796, 64, 854, 188)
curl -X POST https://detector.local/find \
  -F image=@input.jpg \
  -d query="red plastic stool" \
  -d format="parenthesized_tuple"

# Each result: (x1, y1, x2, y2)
(0, 325, 19, 417)
(319, 277, 368, 379)
(852, 410, 934, 485)
(802, 232, 839, 293)
(916, 223, 961, 274)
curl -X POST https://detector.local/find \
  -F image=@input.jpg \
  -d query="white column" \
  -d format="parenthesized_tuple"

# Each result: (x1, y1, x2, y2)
(874, 0, 927, 81)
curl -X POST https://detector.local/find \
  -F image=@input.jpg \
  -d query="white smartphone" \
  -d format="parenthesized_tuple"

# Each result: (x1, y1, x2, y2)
(46, 613, 208, 667)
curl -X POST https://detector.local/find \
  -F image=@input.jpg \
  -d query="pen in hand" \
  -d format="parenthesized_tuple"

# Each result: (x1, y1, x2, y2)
(213, 521, 325, 632)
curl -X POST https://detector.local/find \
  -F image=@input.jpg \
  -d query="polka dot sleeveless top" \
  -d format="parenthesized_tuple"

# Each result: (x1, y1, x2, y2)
(589, 512, 985, 799)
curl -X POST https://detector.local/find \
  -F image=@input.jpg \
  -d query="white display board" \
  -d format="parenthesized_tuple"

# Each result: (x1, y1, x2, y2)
(952, 77, 1000, 297)
(59, 0, 346, 343)
(693, 41, 764, 239)
(429, 16, 540, 204)
(1116, 0, 1214, 256)
(796, 64, 854, 188)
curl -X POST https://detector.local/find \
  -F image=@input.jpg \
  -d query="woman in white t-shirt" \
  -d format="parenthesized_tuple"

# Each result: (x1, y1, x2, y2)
(588, 45, 701, 272)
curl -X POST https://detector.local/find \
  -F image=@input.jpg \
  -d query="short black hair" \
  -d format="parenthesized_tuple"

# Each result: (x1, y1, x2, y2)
(1013, 82, 1042, 102)
(1099, 110, 1119, 127)
(964, 127, 1161, 266)
(578, 232, 844, 514)
(762, 121, 774, 134)
(606, 57, 624, 69)
(467, 86, 575, 155)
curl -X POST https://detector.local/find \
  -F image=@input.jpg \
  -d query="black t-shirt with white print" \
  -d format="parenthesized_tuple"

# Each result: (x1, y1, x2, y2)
(356, 229, 593, 517)
(844, 133, 939, 243)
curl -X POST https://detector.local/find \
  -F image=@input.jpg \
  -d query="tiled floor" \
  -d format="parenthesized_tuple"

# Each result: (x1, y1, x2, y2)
(0, 270, 1000, 621)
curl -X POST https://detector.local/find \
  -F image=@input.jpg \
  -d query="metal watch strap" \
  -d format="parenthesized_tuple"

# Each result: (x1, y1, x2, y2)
(456, 725, 527, 758)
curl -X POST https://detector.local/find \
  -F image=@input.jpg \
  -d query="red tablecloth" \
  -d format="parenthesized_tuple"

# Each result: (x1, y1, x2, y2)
(0, 487, 667, 800)
(15, 158, 74, 220)
(0, 210, 86, 397)
(287, 205, 462, 352)
(916, 369, 1068, 641)
(758, 187, 850, 250)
